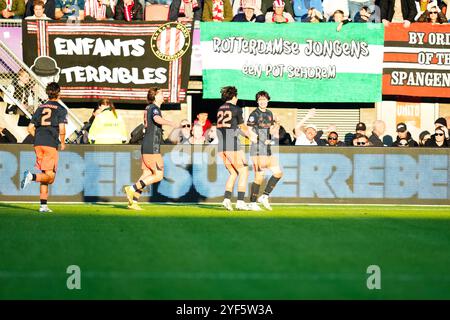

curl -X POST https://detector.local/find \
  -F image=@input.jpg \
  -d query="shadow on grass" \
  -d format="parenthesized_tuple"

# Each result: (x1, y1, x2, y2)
(0, 203, 37, 212)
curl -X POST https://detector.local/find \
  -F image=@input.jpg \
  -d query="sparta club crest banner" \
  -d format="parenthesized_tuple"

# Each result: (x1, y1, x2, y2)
(200, 22, 384, 103)
(22, 21, 193, 103)
(383, 23, 450, 98)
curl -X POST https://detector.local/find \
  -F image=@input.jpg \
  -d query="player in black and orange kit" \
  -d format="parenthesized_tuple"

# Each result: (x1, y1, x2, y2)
(20, 82, 67, 213)
(217, 86, 257, 211)
(247, 91, 283, 211)
(124, 87, 176, 210)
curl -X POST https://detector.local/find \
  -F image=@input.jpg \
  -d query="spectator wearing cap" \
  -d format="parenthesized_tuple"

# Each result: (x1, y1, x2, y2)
(347, 122, 366, 145)
(320, 131, 345, 146)
(392, 122, 418, 147)
(261, 0, 294, 17)
(368, 120, 386, 147)
(418, 130, 431, 146)
(431, 117, 450, 142)
(233, 0, 265, 21)
(425, 125, 449, 147)
(202, 0, 233, 21)
(352, 133, 371, 146)
(265, 0, 295, 22)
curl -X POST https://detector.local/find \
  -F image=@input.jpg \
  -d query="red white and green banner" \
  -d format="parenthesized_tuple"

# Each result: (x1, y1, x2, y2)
(200, 22, 384, 103)
(383, 23, 450, 98)
(22, 21, 193, 103)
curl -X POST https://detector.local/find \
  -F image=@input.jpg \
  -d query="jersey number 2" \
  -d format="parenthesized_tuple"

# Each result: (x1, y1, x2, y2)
(41, 108, 52, 126)
(217, 110, 232, 128)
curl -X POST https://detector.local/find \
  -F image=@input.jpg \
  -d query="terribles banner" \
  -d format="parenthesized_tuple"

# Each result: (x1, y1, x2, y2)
(383, 24, 450, 98)
(22, 21, 193, 103)
(1, 145, 449, 205)
(200, 23, 384, 103)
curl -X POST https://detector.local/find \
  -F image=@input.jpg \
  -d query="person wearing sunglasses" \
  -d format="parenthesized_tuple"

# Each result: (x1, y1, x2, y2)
(425, 125, 450, 147)
(352, 133, 371, 147)
(392, 122, 418, 147)
(321, 131, 345, 146)
(417, 5, 448, 23)
(167, 119, 191, 144)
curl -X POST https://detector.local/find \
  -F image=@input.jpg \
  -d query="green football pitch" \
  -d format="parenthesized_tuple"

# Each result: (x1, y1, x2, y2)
(0, 203, 449, 300)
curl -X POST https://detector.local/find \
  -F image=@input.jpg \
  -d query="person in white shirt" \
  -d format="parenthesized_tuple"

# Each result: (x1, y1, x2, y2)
(294, 108, 319, 146)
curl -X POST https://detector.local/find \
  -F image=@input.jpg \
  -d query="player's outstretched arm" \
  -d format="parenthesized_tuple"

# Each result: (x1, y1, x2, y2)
(153, 115, 177, 128)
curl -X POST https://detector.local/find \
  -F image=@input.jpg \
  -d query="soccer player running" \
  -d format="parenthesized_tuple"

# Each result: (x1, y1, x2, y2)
(124, 87, 176, 210)
(247, 91, 283, 211)
(217, 86, 257, 211)
(21, 82, 67, 213)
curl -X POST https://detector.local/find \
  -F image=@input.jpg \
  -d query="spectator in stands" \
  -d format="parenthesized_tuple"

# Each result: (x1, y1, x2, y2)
(84, 0, 115, 20)
(115, 0, 143, 20)
(265, 0, 294, 22)
(25, 0, 56, 19)
(189, 123, 206, 144)
(333, 9, 351, 31)
(55, 0, 85, 20)
(353, 133, 371, 146)
(354, 5, 374, 22)
(232, 0, 265, 21)
(294, 108, 317, 145)
(277, 125, 292, 145)
(368, 120, 386, 146)
(322, 0, 349, 21)
(205, 124, 219, 144)
(193, 112, 212, 136)
(417, 4, 448, 22)
(303, 7, 325, 22)
(381, 0, 417, 26)
(261, 0, 294, 17)
(25, 0, 52, 19)
(425, 125, 449, 147)
(346, 122, 367, 146)
(0, 0, 25, 18)
(320, 131, 345, 146)
(4, 69, 35, 127)
(418, 130, 431, 146)
(168, 119, 191, 144)
(392, 122, 419, 147)
(202, 0, 233, 21)
(348, 0, 373, 21)
(294, 0, 322, 21)
(0, 127, 17, 143)
(169, 0, 203, 21)
(232, 0, 263, 16)
(88, 99, 128, 144)
(442, 0, 450, 21)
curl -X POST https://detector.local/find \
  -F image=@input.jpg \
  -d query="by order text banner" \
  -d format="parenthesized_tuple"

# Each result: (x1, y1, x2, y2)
(22, 20, 193, 103)
(383, 23, 450, 98)
(0, 145, 449, 205)
(200, 22, 384, 103)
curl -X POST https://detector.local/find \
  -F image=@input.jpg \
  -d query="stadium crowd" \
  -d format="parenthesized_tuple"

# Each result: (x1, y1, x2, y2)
(0, 0, 449, 24)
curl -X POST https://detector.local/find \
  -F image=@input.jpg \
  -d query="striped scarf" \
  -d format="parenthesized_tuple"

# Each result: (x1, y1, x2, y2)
(179, 0, 199, 16)
(124, 0, 135, 21)
(212, 0, 224, 21)
(85, 0, 111, 19)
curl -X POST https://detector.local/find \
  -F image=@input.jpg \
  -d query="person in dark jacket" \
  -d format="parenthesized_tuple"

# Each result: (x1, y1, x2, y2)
(114, 0, 143, 20)
(381, 0, 417, 24)
(168, 0, 202, 21)
(391, 123, 418, 147)
(0, 127, 17, 143)
(232, 1, 265, 22)
(368, 120, 386, 147)
(24, 0, 56, 19)
(425, 125, 449, 148)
